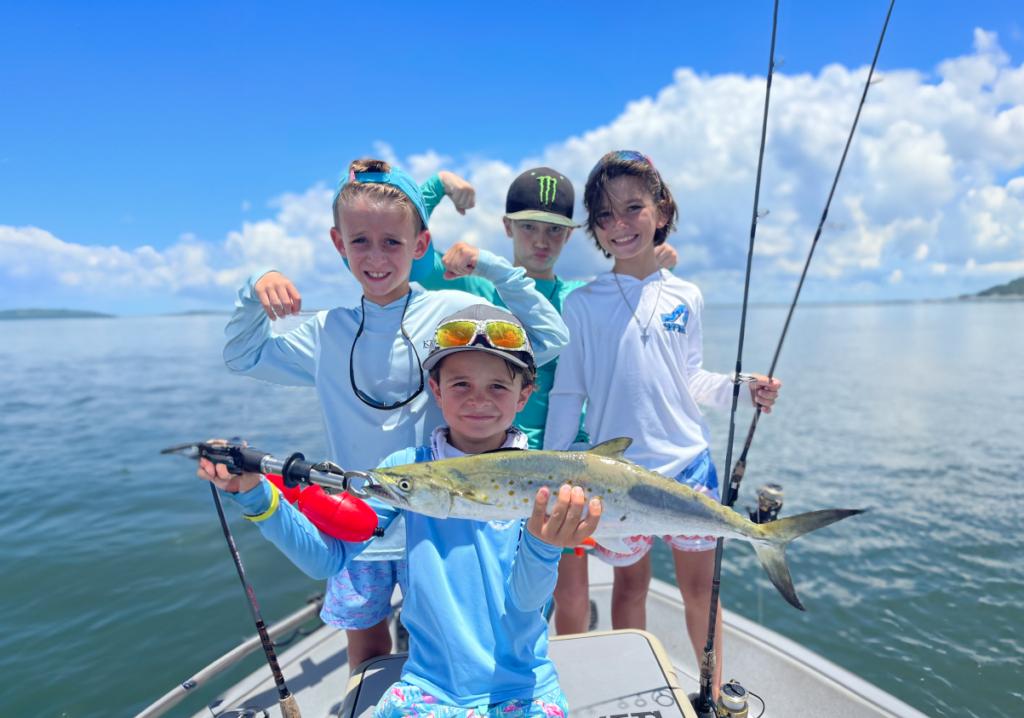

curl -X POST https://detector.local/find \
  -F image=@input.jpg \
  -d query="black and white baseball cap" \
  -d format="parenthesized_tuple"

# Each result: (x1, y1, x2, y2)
(505, 167, 580, 229)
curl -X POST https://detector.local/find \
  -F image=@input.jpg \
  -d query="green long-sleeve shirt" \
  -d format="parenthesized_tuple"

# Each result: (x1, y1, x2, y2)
(418, 173, 587, 449)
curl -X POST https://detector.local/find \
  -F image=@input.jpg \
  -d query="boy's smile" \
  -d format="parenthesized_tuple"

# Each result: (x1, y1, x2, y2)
(429, 351, 532, 455)
(331, 199, 430, 306)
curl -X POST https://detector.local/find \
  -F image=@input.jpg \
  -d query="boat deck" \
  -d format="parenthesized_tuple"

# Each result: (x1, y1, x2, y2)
(193, 556, 930, 718)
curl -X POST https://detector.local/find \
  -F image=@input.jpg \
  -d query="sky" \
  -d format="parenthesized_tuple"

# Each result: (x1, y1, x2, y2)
(2, 0, 1024, 313)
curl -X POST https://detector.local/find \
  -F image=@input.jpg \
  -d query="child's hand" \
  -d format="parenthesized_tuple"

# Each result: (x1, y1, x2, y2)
(654, 243, 679, 270)
(527, 485, 603, 548)
(254, 271, 302, 320)
(197, 456, 263, 494)
(441, 242, 481, 279)
(748, 374, 782, 413)
(438, 171, 476, 215)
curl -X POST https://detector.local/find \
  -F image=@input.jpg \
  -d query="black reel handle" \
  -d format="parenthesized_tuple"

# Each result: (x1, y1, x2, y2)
(195, 442, 270, 475)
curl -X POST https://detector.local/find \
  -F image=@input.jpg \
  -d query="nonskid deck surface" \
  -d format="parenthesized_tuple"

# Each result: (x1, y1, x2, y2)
(194, 556, 929, 718)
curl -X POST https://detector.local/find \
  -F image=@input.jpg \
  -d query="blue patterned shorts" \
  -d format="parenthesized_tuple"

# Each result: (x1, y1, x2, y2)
(595, 450, 721, 565)
(320, 560, 408, 631)
(374, 681, 568, 718)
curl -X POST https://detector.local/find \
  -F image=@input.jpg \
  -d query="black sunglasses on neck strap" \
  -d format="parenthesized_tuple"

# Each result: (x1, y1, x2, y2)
(349, 290, 424, 411)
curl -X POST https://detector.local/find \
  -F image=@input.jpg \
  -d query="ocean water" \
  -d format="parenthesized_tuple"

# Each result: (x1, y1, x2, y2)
(1, 302, 1021, 718)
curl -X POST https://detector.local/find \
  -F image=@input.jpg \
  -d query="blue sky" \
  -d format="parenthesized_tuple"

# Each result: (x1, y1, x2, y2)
(2, 0, 1024, 312)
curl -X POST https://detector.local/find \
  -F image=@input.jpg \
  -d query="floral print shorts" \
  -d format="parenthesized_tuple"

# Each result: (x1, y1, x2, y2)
(374, 682, 568, 718)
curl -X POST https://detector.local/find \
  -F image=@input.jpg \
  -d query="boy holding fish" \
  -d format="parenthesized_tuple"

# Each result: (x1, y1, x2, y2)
(417, 167, 677, 637)
(222, 158, 568, 669)
(200, 304, 602, 718)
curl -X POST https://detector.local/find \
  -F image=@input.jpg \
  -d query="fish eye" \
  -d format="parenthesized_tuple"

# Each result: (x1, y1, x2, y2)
(399, 479, 412, 491)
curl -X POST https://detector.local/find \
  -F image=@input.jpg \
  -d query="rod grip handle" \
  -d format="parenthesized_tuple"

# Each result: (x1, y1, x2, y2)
(238, 447, 270, 474)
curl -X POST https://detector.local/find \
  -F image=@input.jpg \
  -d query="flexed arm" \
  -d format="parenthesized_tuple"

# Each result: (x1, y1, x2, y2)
(223, 270, 319, 386)
(442, 245, 568, 367)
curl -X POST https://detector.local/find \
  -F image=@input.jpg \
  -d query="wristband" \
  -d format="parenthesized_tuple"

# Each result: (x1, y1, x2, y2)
(243, 481, 280, 522)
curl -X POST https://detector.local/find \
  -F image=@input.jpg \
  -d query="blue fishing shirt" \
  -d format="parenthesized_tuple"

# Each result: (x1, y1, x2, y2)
(222, 250, 567, 560)
(229, 446, 563, 707)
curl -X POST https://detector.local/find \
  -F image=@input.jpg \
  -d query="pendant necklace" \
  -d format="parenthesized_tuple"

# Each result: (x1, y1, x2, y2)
(614, 268, 664, 346)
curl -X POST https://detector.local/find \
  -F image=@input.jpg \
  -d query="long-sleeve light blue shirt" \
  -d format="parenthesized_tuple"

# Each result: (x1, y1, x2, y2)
(222, 252, 568, 558)
(230, 446, 563, 707)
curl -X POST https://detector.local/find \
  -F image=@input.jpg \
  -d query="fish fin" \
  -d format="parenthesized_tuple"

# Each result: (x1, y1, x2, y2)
(586, 438, 633, 461)
(592, 536, 634, 555)
(753, 509, 864, 611)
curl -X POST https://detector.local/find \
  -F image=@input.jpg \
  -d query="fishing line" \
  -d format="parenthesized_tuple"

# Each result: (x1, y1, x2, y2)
(209, 484, 302, 718)
(691, 1, 779, 715)
(724, 0, 896, 507)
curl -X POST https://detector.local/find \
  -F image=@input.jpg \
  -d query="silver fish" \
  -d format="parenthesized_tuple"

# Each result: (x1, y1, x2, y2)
(360, 438, 862, 610)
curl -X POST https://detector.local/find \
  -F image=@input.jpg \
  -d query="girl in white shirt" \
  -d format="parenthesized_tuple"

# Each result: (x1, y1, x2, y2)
(543, 151, 781, 696)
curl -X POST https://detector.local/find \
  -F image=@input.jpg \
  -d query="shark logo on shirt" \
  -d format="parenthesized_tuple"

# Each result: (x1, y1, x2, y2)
(661, 304, 689, 334)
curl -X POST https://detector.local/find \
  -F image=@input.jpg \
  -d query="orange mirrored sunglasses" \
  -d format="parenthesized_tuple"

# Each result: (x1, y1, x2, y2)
(435, 320, 527, 351)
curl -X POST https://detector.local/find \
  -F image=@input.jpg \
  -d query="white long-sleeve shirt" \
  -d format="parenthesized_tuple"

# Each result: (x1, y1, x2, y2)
(544, 269, 751, 478)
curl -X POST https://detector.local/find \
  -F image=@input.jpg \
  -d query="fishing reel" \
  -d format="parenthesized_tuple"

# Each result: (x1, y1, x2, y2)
(689, 680, 763, 718)
(747, 483, 784, 524)
(717, 680, 763, 718)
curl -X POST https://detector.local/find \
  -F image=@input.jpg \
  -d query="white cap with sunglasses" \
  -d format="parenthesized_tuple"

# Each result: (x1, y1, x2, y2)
(423, 304, 535, 372)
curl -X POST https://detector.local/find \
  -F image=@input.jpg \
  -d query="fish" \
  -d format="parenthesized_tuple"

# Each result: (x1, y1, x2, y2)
(360, 438, 862, 610)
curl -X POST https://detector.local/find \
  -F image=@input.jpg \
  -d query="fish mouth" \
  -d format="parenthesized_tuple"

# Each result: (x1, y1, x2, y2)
(361, 483, 399, 501)
(347, 473, 404, 506)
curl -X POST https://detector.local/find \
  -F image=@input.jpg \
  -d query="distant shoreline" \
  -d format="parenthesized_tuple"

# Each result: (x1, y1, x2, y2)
(0, 308, 236, 320)
(707, 295, 1023, 310)
(0, 309, 115, 320)
(2, 295, 1019, 320)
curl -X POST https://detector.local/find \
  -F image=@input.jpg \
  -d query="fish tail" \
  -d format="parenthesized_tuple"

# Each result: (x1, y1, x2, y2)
(752, 509, 864, 611)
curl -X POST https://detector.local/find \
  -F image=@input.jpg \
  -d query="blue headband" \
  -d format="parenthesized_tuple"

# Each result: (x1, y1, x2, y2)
(333, 167, 430, 230)
(333, 165, 434, 282)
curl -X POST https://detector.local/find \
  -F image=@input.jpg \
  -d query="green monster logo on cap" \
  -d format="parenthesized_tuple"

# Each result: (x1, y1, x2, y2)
(537, 176, 558, 205)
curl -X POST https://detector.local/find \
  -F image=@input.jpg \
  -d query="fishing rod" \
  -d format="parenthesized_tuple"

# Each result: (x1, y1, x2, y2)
(161, 440, 384, 717)
(723, 0, 896, 509)
(693, 2, 897, 716)
(207, 483, 302, 718)
(691, 1, 779, 716)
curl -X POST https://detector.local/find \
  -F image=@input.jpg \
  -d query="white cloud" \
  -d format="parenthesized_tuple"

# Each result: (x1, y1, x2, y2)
(3, 27, 1024, 310)
(0, 225, 216, 291)
(419, 28, 1024, 300)
(0, 186, 362, 312)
